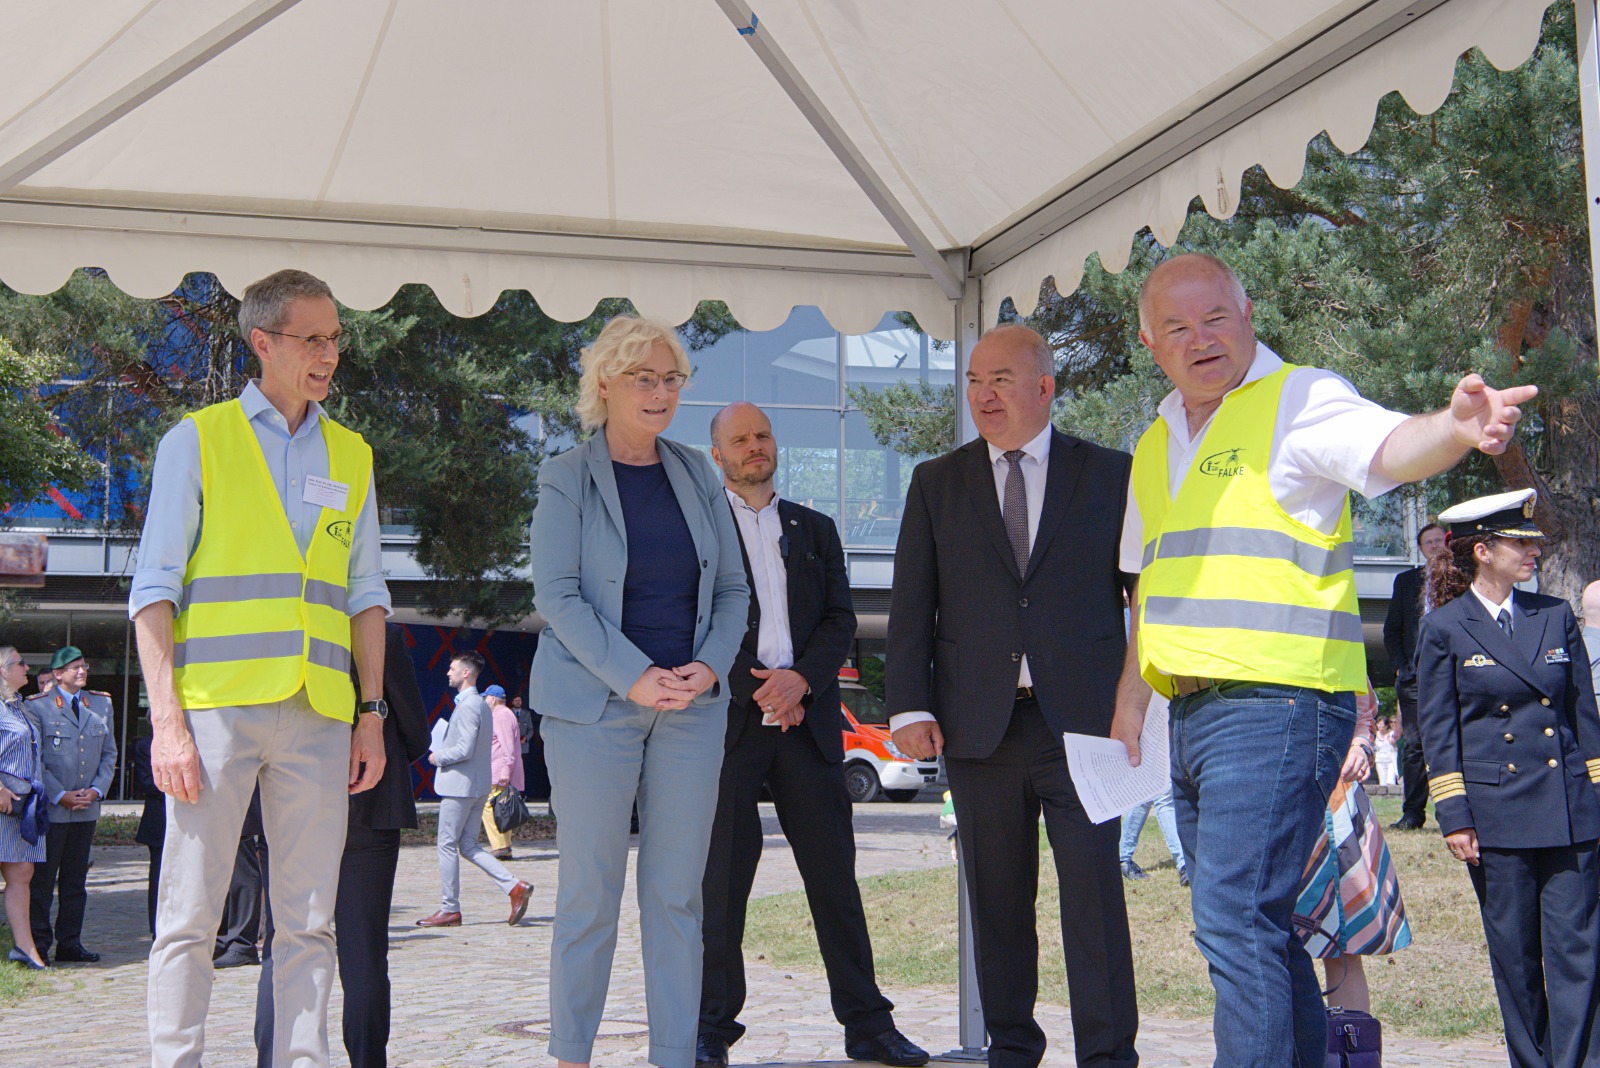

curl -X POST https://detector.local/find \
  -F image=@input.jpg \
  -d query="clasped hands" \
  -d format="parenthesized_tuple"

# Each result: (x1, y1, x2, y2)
(58, 787, 99, 810)
(628, 661, 718, 711)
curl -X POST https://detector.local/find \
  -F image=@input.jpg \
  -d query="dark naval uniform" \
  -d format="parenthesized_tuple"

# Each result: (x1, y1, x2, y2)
(1417, 588, 1600, 1068)
(23, 686, 118, 960)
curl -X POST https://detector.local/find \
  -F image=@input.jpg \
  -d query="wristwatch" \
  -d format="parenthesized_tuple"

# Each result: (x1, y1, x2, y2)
(359, 699, 390, 721)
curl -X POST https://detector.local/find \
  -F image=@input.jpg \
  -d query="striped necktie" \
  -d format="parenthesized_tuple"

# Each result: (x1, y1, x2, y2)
(1003, 450, 1029, 578)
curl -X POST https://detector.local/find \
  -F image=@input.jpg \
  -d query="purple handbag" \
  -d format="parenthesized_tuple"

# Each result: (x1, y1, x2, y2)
(1325, 1007, 1382, 1067)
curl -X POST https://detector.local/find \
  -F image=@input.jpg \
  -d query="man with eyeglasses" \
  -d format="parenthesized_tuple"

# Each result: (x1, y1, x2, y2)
(23, 644, 118, 963)
(131, 268, 391, 1068)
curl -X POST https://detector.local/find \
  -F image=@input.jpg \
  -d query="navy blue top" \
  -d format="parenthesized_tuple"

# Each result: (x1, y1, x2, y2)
(613, 461, 700, 668)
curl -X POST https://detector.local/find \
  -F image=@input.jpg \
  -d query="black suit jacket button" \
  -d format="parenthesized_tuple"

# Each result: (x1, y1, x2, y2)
(1010, 652, 1021, 663)
(1018, 597, 1029, 608)
(702, 559, 709, 568)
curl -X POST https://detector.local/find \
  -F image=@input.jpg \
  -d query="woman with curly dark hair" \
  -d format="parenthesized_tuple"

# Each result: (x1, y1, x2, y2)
(1415, 488, 1600, 1068)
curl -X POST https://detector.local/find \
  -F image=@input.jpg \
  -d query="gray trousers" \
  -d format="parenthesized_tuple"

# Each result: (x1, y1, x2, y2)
(542, 697, 726, 1068)
(436, 794, 518, 913)
(147, 690, 350, 1068)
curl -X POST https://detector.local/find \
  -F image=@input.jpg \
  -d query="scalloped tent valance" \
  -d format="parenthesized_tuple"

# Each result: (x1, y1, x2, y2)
(0, 0, 1562, 339)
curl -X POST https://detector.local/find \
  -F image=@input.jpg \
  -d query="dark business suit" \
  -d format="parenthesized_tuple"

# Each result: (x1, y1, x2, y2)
(1383, 564, 1430, 822)
(700, 496, 893, 1044)
(887, 429, 1138, 1068)
(133, 734, 164, 937)
(1416, 589, 1600, 1068)
(256, 623, 430, 1068)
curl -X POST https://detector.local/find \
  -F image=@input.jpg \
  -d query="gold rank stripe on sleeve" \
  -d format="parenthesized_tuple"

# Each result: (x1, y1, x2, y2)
(1587, 758, 1600, 784)
(1428, 772, 1467, 804)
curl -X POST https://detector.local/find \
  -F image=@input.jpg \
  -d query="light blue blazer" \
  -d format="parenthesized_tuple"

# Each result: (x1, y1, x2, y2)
(529, 430, 750, 725)
(431, 689, 493, 799)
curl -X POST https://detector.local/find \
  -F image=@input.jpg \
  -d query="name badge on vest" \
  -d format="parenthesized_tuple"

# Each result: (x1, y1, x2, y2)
(303, 475, 349, 512)
(1545, 647, 1571, 664)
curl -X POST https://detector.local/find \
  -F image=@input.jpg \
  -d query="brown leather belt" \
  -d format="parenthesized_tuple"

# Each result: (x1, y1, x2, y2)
(1170, 675, 1225, 698)
(1015, 685, 1036, 702)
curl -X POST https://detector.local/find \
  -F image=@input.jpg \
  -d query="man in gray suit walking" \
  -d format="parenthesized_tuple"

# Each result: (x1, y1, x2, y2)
(417, 651, 531, 928)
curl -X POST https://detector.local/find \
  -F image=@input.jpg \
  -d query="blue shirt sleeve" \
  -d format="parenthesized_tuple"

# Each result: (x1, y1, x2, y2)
(128, 420, 201, 619)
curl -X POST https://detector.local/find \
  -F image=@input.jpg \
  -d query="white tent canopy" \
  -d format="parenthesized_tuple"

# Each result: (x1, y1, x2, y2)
(0, 0, 1566, 340)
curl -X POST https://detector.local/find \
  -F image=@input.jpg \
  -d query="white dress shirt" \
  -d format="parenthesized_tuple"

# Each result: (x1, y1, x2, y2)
(888, 422, 1052, 735)
(1471, 585, 1515, 626)
(1119, 343, 1410, 574)
(726, 488, 794, 671)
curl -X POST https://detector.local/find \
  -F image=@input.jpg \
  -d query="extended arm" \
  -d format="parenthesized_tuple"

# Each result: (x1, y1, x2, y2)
(133, 601, 203, 803)
(1369, 374, 1538, 484)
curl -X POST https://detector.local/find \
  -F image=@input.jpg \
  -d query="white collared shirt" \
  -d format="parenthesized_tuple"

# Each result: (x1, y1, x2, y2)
(725, 488, 795, 671)
(1119, 343, 1410, 574)
(888, 423, 1052, 734)
(1471, 585, 1515, 626)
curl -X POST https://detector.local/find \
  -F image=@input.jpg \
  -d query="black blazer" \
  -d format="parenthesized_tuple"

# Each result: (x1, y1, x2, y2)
(1382, 565, 1426, 686)
(724, 496, 857, 764)
(887, 430, 1133, 760)
(347, 622, 430, 832)
(1415, 588, 1600, 849)
(133, 734, 164, 848)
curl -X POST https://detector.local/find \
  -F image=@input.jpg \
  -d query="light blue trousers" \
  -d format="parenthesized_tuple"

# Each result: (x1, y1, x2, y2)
(1117, 788, 1185, 867)
(542, 697, 726, 1068)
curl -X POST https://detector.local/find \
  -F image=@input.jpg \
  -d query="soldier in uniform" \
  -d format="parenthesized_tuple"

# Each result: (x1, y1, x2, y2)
(1416, 488, 1600, 1068)
(23, 645, 118, 963)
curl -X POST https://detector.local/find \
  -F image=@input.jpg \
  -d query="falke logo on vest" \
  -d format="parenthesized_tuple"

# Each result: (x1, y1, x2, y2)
(1198, 448, 1246, 477)
(326, 520, 353, 548)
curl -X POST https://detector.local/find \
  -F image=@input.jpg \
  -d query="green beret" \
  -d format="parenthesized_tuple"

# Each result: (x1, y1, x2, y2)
(50, 646, 85, 671)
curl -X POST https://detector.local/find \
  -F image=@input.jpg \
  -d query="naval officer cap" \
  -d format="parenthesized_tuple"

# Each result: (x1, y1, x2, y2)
(1437, 488, 1546, 540)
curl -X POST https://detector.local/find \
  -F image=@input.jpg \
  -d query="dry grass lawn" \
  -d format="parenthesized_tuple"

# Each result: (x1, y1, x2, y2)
(745, 795, 1504, 1040)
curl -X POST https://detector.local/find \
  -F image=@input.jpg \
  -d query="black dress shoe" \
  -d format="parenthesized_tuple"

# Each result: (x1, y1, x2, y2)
(845, 1027, 929, 1067)
(212, 946, 260, 968)
(1388, 815, 1425, 831)
(695, 1032, 730, 1068)
(53, 944, 100, 963)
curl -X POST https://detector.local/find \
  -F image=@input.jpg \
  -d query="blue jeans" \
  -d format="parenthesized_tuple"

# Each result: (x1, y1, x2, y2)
(1118, 789, 1183, 867)
(1169, 682, 1355, 1068)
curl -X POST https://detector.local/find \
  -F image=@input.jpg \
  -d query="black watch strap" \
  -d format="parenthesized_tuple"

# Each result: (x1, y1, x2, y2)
(359, 699, 389, 720)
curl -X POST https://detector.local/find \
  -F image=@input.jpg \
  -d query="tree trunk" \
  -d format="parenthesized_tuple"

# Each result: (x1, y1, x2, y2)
(1493, 393, 1600, 615)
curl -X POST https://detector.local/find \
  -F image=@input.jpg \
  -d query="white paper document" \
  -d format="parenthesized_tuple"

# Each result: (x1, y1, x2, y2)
(1062, 695, 1171, 825)
(429, 717, 449, 755)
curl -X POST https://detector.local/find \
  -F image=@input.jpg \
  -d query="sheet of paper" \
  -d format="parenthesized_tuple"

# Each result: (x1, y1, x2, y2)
(1062, 694, 1171, 825)
(429, 717, 449, 755)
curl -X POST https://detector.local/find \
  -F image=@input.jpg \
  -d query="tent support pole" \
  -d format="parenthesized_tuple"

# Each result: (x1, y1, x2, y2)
(953, 261, 980, 446)
(0, 0, 306, 196)
(1578, 0, 1600, 364)
(712, 0, 963, 300)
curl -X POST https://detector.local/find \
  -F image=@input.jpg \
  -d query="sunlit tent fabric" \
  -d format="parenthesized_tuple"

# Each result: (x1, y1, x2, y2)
(0, 0, 1560, 338)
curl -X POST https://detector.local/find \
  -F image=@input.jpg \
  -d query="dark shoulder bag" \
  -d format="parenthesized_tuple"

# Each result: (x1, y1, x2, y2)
(493, 787, 531, 834)
(1325, 1006, 1382, 1068)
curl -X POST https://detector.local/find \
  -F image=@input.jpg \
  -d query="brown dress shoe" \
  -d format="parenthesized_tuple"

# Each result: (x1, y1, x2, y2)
(415, 910, 462, 927)
(508, 881, 533, 926)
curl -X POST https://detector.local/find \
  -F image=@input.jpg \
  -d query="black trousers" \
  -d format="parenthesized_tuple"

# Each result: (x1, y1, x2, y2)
(700, 709, 893, 1043)
(30, 819, 95, 954)
(145, 845, 162, 938)
(1468, 841, 1600, 1068)
(256, 824, 402, 1068)
(1396, 682, 1429, 823)
(216, 833, 267, 957)
(945, 700, 1139, 1068)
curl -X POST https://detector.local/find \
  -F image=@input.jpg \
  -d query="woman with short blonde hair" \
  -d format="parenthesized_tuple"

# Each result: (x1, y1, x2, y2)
(531, 314, 747, 1068)
(575, 317, 691, 431)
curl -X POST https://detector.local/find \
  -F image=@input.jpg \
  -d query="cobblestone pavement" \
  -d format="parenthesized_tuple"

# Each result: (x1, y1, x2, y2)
(7, 801, 1509, 1066)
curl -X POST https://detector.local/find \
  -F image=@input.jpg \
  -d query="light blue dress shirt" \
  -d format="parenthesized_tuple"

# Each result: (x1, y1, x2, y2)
(127, 381, 391, 619)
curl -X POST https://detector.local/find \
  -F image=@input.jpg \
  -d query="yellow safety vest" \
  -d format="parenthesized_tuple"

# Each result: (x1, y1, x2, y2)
(172, 399, 371, 722)
(1131, 365, 1366, 697)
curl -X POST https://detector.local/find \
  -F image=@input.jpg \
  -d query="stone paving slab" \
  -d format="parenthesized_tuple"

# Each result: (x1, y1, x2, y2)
(6, 802, 1508, 1066)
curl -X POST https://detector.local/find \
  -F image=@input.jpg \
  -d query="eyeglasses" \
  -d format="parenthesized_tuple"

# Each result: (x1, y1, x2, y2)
(262, 329, 349, 353)
(617, 370, 688, 392)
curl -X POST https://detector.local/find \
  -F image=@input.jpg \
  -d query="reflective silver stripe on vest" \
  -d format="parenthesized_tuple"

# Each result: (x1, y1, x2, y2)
(307, 637, 351, 674)
(179, 573, 303, 612)
(1143, 596, 1364, 644)
(1142, 540, 1158, 569)
(173, 631, 303, 668)
(1154, 527, 1354, 578)
(303, 579, 348, 614)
